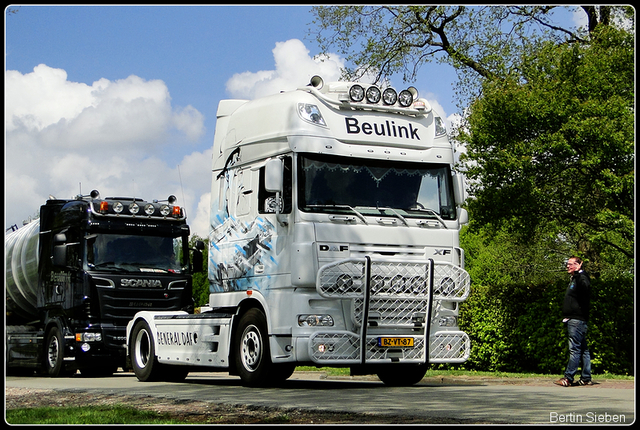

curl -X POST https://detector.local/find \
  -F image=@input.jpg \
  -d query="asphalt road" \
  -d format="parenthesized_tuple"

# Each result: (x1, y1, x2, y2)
(6, 370, 635, 424)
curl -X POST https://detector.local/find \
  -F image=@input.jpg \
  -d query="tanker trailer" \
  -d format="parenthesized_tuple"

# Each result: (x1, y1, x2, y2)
(6, 191, 202, 376)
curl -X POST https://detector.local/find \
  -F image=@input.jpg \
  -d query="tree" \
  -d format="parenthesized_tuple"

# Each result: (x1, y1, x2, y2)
(311, 6, 630, 108)
(458, 25, 634, 274)
(311, 5, 634, 273)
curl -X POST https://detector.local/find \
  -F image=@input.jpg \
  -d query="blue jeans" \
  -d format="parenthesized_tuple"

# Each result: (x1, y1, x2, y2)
(564, 319, 592, 382)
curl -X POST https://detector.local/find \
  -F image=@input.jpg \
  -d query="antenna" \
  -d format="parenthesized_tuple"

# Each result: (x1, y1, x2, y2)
(177, 164, 186, 209)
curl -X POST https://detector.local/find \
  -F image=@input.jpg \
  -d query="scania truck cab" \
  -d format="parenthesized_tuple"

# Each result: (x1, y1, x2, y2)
(6, 191, 201, 376)
(127, 76, 470, 386)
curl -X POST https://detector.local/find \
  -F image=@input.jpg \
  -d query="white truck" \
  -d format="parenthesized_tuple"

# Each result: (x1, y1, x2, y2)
(126, 76, 471, 386)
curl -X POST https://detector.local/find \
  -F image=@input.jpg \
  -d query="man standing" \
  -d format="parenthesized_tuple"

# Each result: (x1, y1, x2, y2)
(555, 256, 593, 387)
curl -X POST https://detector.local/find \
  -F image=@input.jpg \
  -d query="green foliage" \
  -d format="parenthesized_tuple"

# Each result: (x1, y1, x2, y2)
(189, 235, 210, 307)
(459, 25, 634, 269)
(457, 225, 634, 375)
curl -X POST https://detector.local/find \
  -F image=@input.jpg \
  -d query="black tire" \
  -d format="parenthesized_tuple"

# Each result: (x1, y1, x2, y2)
(44, 326, 70, 377)
(79, 365, 117, 377)
(377, 364, 428, 386)
(270, 363, 296, 383)
(130, 320, 162, 382)
(233, 308, 283, 387)
(129, 320, 189, 382)
(164, 366, 190, 382)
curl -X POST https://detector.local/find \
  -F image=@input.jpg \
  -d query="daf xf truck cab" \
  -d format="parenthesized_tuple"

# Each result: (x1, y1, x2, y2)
(127, 76, 470, 386)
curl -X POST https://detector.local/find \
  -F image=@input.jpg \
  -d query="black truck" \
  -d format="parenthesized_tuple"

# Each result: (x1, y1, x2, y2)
(6, 190, 203, 376)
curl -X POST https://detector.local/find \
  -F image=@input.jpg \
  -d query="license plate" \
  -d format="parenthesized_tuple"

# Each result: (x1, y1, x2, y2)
(377, 337, 414, 348)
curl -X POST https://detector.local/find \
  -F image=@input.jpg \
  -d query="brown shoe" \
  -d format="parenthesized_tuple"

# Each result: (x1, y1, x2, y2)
(578, 379, 594, 386)
(554, 377, 573, 387)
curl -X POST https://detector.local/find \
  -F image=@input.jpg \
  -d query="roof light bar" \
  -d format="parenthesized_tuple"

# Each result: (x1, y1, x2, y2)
(345, 82, 419, 108)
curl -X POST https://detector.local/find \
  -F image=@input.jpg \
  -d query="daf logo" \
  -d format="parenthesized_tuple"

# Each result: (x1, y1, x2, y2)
(319, 244, 349, 252)
(121, 279, 163, 288)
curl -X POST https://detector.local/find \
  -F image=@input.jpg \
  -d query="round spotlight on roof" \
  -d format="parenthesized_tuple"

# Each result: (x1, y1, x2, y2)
(349, 84, 365, 102)
(128, 202, 140, 215)
(365, 85, 381, 103)
(398, 89, 414, 107)
(113, 201, 124, 214)
(382, 88, 398, 105)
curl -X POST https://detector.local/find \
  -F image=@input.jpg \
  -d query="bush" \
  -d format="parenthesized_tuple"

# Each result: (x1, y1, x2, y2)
(456, 276, 634, 375)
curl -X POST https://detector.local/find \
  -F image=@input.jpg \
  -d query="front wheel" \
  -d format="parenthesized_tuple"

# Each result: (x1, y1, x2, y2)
(377, 364, 428, 386)
(129, 320, 188, 383)
(130, 320, 162, 382)
(233, 309, 286, 387)
(44, 326, 71, 377)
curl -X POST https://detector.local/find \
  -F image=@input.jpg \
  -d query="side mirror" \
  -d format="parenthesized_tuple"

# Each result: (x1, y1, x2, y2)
(192, 250, 203, 273)
(457, 208, 469, 225)
(191, 240, 205, 273)
(453, 174, 467, 205)
(264, 158, 283, 193)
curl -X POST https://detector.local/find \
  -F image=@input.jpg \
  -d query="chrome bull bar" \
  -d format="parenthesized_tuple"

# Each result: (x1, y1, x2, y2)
(312, 257, 470, 364)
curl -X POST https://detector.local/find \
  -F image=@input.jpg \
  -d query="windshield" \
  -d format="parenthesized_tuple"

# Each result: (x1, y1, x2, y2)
(299, 153, 457, 220)
(87, 234, 184, 273)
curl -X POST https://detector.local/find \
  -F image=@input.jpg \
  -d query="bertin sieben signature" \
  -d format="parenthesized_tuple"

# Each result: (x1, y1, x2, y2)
(549, 411, 627, 424)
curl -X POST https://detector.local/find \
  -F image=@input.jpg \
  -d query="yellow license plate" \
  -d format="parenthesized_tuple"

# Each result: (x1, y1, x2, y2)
(377, 337, 414, 348)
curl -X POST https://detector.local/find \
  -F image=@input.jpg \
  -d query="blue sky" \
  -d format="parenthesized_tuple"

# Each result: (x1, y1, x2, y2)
(5, 5, 585, 237)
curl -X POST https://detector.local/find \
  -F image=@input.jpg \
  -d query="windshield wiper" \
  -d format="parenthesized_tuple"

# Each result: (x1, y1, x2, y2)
(408, 206, 448, 229)
(307, 204, 368, 224)
(89, 262, 122, 272)
(372, 205, 409, 226)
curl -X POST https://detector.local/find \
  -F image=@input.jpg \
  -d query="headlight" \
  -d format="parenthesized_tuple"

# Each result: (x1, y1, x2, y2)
(298, 314, 334, 327)
(144, 203, 155, 215)
(437, 316, 458, 327)
(298, 103, 326, 126)
(76, 332, 102, 342)
(160, 205, 171, 216)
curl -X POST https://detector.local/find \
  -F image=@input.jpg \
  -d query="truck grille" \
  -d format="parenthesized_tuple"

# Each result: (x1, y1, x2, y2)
(317, 258, 469, 326)
(97, 288, 186, 326)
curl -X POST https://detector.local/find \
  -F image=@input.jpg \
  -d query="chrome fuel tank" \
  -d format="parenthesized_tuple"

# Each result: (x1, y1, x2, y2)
(5, 219, 40, 322)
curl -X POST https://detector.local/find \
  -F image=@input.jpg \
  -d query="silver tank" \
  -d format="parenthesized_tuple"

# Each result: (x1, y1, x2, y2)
(5, 219, 40, 322)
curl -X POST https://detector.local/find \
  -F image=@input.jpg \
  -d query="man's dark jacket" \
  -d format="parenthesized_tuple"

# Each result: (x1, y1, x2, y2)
(562, 270, 591, 322)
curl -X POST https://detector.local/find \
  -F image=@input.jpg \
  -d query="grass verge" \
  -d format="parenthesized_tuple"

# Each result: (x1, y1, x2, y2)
(6, 405, 181, 424)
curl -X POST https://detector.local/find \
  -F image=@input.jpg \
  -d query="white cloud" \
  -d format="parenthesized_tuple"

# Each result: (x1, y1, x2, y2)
(225, 39, 344, 99)
(4, 64, 207, 231)
(190, 192, 212, 239)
